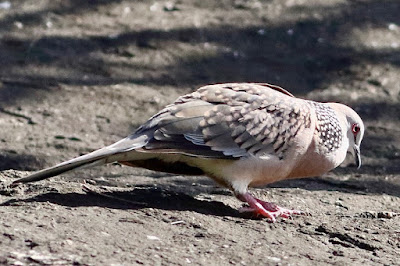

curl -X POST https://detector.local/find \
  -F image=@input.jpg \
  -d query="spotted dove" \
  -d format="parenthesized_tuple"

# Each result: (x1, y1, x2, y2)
(13, 83, 365, 222)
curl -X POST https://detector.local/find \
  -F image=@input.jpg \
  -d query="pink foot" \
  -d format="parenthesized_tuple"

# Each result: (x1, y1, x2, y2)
(236, 192, 307, 222)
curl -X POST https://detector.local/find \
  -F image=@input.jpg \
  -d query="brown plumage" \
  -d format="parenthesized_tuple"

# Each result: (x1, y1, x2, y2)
(12, 83, 365, 222)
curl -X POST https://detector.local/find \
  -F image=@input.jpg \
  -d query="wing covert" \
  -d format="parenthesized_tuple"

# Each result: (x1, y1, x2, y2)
(130, 83, 312, 159)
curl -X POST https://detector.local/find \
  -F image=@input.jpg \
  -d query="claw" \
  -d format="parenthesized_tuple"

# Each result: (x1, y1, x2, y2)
(236, 192, 306, 222)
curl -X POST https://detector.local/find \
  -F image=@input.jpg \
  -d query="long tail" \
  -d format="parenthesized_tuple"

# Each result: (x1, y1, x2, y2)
(12, 136, 149, 184)
(12, 148, 120, 184)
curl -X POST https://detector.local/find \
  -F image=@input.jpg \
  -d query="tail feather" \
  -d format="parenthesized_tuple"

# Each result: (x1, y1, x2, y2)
(12, 134, 151, 184)
(12, 147, 120, 184)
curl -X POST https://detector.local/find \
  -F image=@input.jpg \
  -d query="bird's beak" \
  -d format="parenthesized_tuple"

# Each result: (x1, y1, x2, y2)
(353, 145, 361, 169)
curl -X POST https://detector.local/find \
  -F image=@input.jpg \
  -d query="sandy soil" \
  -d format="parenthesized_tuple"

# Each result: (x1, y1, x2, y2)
(0, 0, 399, 265)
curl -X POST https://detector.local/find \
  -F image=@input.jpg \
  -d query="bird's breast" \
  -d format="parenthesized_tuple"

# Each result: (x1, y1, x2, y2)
(286, 137, 345, 179)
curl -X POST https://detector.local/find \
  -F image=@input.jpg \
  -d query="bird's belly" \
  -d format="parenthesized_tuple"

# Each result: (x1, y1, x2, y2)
(286, 152, 336, 179)
(216, 156, 294, 189)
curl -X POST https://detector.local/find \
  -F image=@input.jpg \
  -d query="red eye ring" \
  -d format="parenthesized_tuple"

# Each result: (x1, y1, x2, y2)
(352, 123, 360, 134)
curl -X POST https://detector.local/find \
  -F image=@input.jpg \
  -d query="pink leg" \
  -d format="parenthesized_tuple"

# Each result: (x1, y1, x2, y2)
(236, 192, 306, 222)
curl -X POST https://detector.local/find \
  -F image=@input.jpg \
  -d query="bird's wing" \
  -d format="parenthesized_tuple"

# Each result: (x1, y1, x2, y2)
(129, 83, 312, 159)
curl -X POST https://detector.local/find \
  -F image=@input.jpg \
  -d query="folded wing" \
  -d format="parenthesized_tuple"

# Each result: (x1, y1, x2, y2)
(130, 83, 312, 160)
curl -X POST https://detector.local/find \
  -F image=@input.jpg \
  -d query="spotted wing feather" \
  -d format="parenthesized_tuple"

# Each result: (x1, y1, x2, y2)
(131, 83, 312, 159)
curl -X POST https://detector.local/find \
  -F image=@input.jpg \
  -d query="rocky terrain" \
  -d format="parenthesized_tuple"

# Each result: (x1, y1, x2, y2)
(0, 0, 399, 265)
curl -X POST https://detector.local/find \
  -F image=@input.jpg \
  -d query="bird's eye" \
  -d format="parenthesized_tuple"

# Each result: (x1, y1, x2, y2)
(352, 123, 360, 134)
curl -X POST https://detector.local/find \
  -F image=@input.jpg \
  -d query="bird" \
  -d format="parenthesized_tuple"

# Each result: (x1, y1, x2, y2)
(12, 83, 364, 222)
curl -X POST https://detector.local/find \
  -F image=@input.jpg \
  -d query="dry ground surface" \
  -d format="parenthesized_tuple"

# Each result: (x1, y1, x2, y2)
(0, 0, 399, 265)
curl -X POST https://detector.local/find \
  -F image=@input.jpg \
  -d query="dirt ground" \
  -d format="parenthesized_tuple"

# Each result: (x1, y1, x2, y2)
(0, 0, 399, 265)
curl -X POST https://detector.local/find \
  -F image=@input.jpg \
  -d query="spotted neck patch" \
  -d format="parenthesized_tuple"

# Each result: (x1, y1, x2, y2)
(309, 102, 343, 152)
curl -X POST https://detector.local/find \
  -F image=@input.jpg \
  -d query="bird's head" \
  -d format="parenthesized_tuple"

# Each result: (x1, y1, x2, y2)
(330, 103, 364, 169)
(347, 111, 364, 169)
